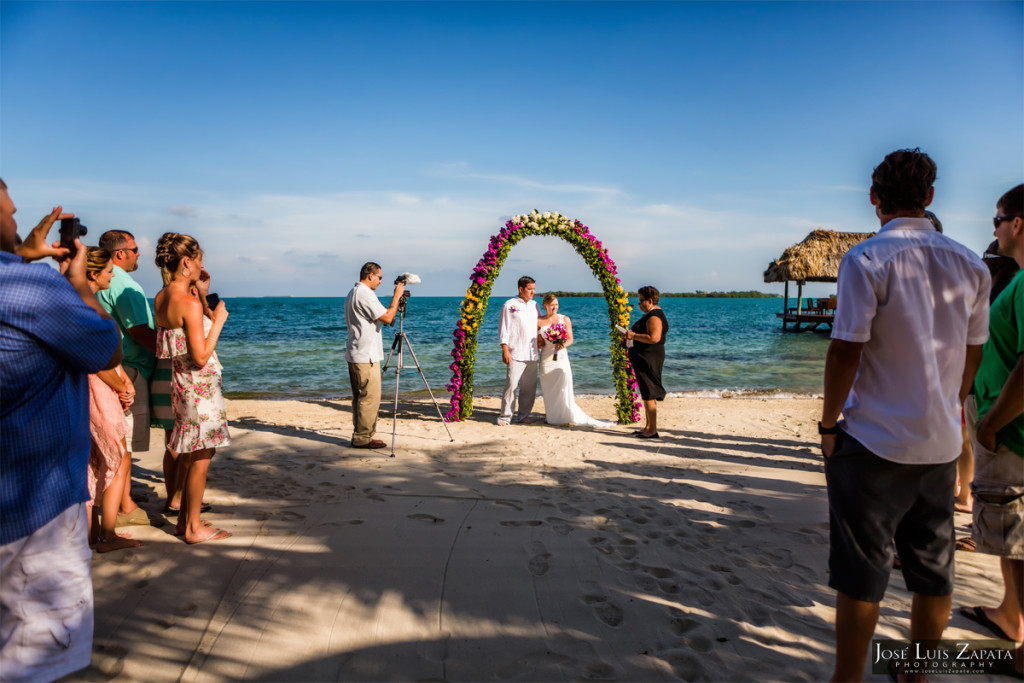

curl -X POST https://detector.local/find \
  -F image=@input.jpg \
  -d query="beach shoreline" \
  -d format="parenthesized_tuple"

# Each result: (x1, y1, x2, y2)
(81, 396, 1002, 681)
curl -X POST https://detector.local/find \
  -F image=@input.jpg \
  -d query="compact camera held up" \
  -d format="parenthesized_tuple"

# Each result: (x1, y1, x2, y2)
(59, 218, 88, 255)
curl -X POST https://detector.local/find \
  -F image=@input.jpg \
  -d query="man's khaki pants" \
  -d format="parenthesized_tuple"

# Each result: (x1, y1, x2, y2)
(348, 361, 382, 446)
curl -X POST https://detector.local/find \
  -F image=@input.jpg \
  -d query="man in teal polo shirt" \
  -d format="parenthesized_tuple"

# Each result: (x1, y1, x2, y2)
(97, 230, 156, 452)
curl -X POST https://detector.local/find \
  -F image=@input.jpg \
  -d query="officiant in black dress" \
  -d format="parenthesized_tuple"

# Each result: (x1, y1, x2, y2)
(625, 285, 668, 439)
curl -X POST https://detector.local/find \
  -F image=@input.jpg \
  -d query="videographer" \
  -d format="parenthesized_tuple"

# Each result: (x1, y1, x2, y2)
(0, 178, 122, 681)
(344, 262, 405, 449)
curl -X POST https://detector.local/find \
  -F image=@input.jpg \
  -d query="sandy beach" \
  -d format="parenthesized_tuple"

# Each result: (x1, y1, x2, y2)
(76, 396, 1006, 682)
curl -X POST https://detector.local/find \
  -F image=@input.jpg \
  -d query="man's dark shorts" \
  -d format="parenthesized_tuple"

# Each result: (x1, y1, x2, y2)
(825, 429, 956, 603)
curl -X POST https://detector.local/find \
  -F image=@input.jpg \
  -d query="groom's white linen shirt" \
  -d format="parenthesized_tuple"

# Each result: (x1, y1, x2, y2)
(498, 297, 541, 362)
(831, 216, 990, 465)
(345, 282, 388, 363)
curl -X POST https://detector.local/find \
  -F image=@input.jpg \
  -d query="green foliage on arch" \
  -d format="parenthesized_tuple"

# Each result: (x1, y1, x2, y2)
(445, 211, 641, 424)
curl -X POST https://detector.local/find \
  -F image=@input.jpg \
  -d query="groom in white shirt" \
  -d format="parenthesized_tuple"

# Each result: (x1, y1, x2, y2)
(497, 276, 541, 426)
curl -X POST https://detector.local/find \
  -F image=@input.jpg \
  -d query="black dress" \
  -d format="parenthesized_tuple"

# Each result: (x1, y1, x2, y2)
(628, 308, 668, 401)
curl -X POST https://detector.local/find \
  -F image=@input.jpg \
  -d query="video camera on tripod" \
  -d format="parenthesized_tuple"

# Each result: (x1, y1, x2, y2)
(380, 271, 453, 455)
(388, 272, 421, 323)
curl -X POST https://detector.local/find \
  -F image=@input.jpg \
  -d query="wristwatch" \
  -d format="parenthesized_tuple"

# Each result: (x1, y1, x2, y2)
(818, 421, 840, 436)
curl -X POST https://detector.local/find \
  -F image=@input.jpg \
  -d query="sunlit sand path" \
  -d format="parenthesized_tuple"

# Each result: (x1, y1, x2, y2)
(78, 397, 1003, 682)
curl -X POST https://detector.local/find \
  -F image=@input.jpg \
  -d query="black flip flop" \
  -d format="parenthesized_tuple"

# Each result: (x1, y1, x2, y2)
(635, 432, 660, 439)
(959, 605, 1013, 641)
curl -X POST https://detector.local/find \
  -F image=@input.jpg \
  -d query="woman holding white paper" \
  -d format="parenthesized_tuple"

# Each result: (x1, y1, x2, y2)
(624, 286, 669, 439)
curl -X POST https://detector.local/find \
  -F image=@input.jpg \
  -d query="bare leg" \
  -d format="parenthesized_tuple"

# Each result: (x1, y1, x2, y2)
(831, 591, 880, 682)
(163, 429, 185, 509)
(897, 593, 953, 682)
(118, 437, 139, 516)
(95, 453, 144, 553)
(954, 421, 973, 512)
(639, 399, 658, 436)
(178, 448, 230, 544)
(87, 503, 98, 545)
(977, 558, 1024, 643)
(172, 450, 188, 506)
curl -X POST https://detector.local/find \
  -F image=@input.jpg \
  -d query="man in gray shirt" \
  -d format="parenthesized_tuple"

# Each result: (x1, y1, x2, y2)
(344, 262, 404, 449)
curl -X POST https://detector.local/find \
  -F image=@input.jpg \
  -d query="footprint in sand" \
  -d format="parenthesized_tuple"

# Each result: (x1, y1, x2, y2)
(557, 503, 581, 515)
(740, 598, 773, 626)
(660, 649, 706, 680)
(587, 536, 615, 554)
(580, 583, 608, 605)
(617, 544, 638, 560)
(416, 631, 450, 663)
(581, 584, 624, 626)
(593, 602, 623, 627)
(495, 649, 575, 679)
(584, 661, 615, 680)
(669, 616, 702, 635)
(545, 517, 574, 535)
(525, 540, 551, 576)
(646, 566, 674, 579)
(407, 513, 445, 523)
(154, 602, 197, 630)
(91, 642, 128, 677)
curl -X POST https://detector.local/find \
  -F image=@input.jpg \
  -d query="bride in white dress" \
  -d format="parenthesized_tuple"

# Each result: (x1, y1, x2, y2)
(537, 294, 614, 427)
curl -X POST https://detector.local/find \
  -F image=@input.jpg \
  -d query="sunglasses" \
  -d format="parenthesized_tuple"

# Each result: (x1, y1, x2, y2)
(120, 246, 139, 254)
(993, 215, 1020, 229)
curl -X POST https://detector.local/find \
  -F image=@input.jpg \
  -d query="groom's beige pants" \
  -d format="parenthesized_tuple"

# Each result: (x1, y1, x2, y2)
(498, 359, 538, 424)
(348, 361, 381, 445)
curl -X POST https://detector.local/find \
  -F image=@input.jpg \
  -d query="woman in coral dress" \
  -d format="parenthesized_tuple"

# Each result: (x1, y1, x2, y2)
(85, 247, 144, 553)
(153, 233, 231, 544)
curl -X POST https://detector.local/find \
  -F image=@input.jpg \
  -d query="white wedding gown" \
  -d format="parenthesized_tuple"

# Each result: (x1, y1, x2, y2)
(538, 315, 613, 427)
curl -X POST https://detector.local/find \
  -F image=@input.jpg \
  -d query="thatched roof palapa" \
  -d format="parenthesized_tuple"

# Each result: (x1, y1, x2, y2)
(763, 228, 875, 284)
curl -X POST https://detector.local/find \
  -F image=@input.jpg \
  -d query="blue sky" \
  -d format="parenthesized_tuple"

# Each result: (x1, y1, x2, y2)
(2, 1, 1021, 298)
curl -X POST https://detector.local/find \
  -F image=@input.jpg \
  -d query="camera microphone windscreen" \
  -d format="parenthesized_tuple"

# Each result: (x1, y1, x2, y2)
(400, 273, 422, 285)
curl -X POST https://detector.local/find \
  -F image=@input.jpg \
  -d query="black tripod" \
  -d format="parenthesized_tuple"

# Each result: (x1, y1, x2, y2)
(381, 294, 454, 457)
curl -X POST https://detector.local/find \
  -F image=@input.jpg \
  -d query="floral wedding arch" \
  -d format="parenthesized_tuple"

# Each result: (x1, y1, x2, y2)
(445, 211, 642, 424)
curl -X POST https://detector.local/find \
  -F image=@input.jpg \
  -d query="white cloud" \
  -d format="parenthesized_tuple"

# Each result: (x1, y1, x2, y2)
(8, 175, 879, 297)
(168, 205, 197, 219)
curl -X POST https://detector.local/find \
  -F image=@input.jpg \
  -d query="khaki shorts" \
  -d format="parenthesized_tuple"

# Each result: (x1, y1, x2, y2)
(966, 395, 1024, 559)
(0, 503, 93, 682)
(124, 365, 151, 452)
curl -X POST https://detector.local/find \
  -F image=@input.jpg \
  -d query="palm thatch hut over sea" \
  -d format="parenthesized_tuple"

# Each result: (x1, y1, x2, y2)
(763, 228, 875, 331)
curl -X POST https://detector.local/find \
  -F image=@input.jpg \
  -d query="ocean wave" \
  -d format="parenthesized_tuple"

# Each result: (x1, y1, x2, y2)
(666, 389, 822, 400)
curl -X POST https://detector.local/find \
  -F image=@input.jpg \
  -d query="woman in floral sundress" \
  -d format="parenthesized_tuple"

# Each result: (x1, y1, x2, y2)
(153, 233, 231, 544)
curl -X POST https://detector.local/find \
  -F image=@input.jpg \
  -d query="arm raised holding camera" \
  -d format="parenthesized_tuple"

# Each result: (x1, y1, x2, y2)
(15, 205, 72, 263)
(377, 280, 405, 325)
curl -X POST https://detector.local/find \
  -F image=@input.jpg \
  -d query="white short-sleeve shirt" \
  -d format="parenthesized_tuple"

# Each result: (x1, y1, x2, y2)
(832, 217, 991, 464)
(344, 282, 388, 363)
(498, 296, 541, 362)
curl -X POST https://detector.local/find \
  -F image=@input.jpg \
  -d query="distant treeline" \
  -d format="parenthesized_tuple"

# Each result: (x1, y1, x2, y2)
(543, 290, 781, 299)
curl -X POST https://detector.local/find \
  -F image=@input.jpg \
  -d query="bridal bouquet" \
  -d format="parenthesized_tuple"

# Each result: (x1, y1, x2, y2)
(543, 323, 569, 360)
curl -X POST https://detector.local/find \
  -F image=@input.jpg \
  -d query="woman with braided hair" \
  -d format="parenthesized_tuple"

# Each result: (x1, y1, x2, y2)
(153, 232, 231, 544)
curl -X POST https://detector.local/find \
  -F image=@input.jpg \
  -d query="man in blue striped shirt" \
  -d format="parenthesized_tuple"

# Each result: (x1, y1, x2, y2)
(0, 179, 122, 682)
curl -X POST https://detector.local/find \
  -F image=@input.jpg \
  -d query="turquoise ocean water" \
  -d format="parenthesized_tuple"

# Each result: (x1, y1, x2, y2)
(215, 296, 830, 400)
